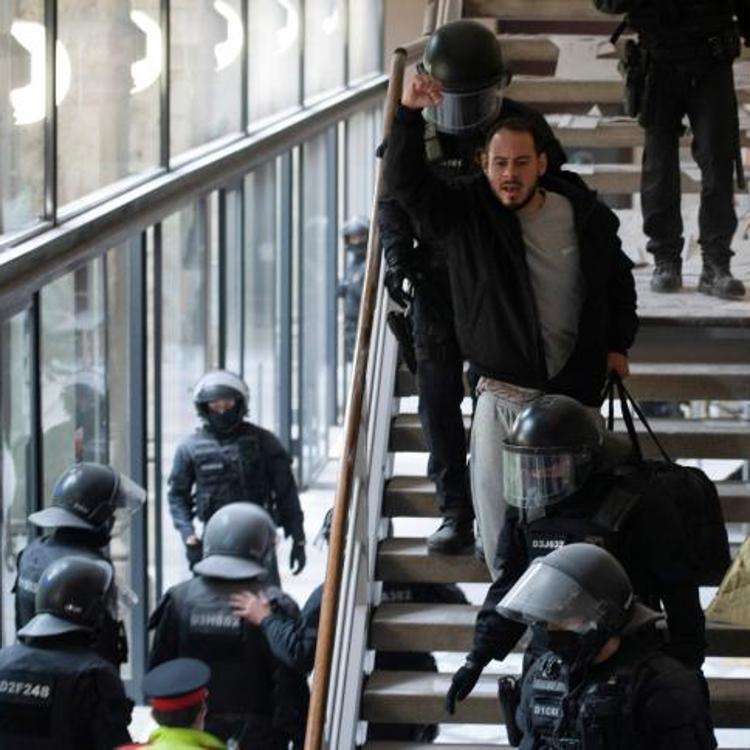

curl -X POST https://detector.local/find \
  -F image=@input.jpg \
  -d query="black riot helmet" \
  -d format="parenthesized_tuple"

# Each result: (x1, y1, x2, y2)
(29, 462, 146, 535)
(419, 19, 511, 134)
(17, 555, 115, 639)
(340, 216, 370, 242)
(193, 502, 276, 580)
(497, 543, 662, 641)
(502, 395, 604, 514)
(193, 370, 250, 434)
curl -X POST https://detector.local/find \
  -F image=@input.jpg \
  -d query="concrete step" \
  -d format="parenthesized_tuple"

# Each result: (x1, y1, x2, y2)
(464, 0, 617, 22)
(377, 538, 488, 584)
(500, 34, 750, 66)
(395, 363, 750, 400)
(568, 164, 750, 195)
(370, 603, 750, 657)
(553, 118, 750, 149)
(389, 414, 750, 460)
(383, 476, 750, 522)
(508, 77, 626, 105)
(362, 670, 750, 727)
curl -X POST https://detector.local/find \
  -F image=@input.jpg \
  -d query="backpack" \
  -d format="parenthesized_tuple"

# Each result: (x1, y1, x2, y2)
(605, 375, 731, 586)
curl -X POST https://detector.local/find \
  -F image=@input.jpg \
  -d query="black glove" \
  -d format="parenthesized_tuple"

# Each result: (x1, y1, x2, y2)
(185, 538, 203, 569)
(445, 658, 484, 715)
(290, 540, 306, 575)
(384, 268, 411, 308)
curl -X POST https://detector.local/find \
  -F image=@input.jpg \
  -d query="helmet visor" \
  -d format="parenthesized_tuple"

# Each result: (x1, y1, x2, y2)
(422, 85, 503, 134)
(497, 560, 606, 634)
(502, 445, 590, 511)
(110, 474, 146, 536)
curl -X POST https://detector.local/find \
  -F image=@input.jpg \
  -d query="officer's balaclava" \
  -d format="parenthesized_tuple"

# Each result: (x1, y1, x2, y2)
(345, 233, 368, 256)
(534, 626, 608, 676)
(207, 400, 246, 435)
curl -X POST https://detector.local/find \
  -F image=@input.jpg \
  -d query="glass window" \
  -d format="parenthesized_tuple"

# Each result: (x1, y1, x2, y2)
(299, 131, 336, 482)
(224, 184, 244, 375)
(303, 0, 345, 102)
(345, 106, 379, 218)
(1, 1, 46, 239)
(57, 1, 161, 209)
(0, 309, 33, 647)
(160, 200, 211, 590)
(348, 0, 382, 83)
(104, 239, 142, 683)
(248, 0, 301, 127)
(170, 0, 244, 159)
(40, 259, 108, 501)
(244, 161, 281, 434)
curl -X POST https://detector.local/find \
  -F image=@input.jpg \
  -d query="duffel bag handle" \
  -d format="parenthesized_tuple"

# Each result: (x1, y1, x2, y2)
(605, 372, 673, 464)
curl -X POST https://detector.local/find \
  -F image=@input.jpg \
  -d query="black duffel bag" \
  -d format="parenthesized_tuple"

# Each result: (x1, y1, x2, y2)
(605, 374, 731, 586)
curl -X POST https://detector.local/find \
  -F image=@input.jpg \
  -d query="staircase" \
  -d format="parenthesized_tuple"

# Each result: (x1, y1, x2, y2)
(352, 1, 750, 747)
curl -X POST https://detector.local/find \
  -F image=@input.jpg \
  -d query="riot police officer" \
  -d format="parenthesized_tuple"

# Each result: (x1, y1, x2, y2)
(167, 369, 305, 575)
(445, 395, 705, 714)
(0, 555, 133, 749)
(14, 461, 144, 666)
(380, 19, 579, 555)
(231, 508, 467, 742)
(500, 543, 716, 749)
(149, 502, 309, 749)
(595, 0, 749, 299)
(338, 216, 369, 364)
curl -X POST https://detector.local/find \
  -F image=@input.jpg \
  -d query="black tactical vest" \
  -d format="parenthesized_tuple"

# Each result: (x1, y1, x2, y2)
(0, 642, 122, 749)
(522, 487, 639, 565)
(168, 577, 307, 736)
(628, 0, 736, 46)
(13, 536, 126, 666)
(186, 426, 273, 521)
(519, 651, 639, 750)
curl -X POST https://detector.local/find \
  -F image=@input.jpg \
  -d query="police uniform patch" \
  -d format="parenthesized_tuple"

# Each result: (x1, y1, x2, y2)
(189, 608, 241, 636)
(0, 673, 54, 705)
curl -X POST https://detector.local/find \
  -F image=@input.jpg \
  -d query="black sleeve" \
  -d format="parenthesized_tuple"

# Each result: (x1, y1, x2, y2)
(637, 667, 717, 750)
(378, 194, 419, 273)
(382, 106, 465, 244)
(262, 430, 305, 541)
(471, 516, 529, 664)
(166, 441, 196, 542)
(736, 0, 750, 43)
(601, 206, 639, 354)
(262, 585, 322, 674)
(633, 497, 706, 668)
(147, 593, 179, 669)
(79, 668, 133, 750)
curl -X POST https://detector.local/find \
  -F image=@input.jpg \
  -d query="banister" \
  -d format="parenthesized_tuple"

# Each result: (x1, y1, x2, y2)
(303, 41, 419, 750)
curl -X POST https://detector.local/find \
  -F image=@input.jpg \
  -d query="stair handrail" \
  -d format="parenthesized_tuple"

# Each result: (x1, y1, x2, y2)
(303, 40, 426, 750)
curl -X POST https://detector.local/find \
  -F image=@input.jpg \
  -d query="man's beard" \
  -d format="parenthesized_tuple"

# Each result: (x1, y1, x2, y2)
(501, 177, 540, 212)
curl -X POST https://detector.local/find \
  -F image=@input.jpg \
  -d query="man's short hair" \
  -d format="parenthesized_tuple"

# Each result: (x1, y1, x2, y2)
(152, 704, 203, 729)
(484, 116, 544, 155)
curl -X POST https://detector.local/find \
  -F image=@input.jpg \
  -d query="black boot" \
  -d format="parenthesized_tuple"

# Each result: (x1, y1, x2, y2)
(650, 259, 682, 293)
(698, 259, 746, 300)
(427, 516, 474, 555)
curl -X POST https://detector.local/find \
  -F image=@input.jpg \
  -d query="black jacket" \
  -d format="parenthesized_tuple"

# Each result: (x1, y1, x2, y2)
(517, 640, 716, 749)
(149, 576, 308, 747)
(0, 636, 132, 750)
(595, 0, 749, 46)
(383, 106, 638, 406)
(470, 472, 706, 670)
(167, 421, 304, 543)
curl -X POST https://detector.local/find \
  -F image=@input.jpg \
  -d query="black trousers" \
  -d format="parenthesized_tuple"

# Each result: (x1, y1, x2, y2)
(411, 270, 472, 520)
(641, 59, 738, 263)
